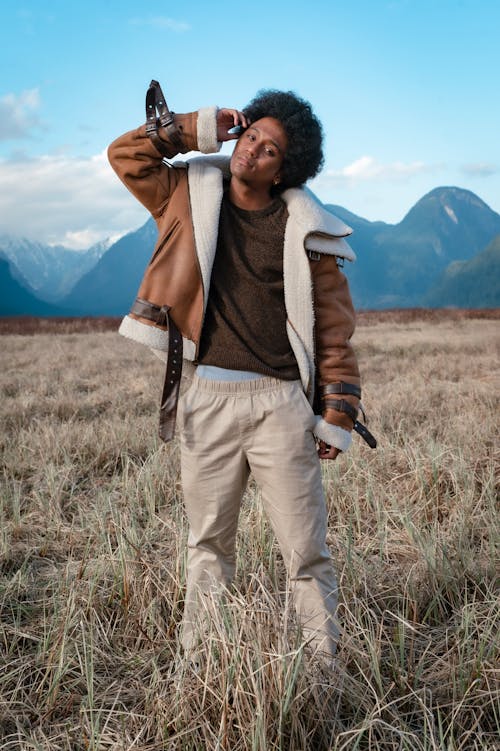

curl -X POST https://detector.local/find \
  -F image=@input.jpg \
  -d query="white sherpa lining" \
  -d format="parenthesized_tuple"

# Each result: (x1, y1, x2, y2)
(119, 315, 196, 361)
(280, 187, 355, 406)
(119, 314, 169, 351)
(286, 322, 312, 399)
(283, 220, 316, 400)
(284, 186, 353, 240)
(313, 417, 353, 452)
(304, 234, 356, 261)
(187, 161, 225, 306)
(196, 107, 220, 154)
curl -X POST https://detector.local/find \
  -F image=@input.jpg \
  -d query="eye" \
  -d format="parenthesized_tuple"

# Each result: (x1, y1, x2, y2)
(265, 147, 276, 157)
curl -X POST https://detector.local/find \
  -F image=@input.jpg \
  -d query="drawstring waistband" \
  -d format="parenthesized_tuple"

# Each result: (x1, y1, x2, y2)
(192, 373, 301, 396)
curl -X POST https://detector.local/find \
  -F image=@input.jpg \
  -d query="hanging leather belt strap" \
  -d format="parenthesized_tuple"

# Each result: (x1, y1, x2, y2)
(130, 297, 183, 443)
(145, 79, 184, 157)
(353, 421, 377, 449)
(320, 381, 377, 449)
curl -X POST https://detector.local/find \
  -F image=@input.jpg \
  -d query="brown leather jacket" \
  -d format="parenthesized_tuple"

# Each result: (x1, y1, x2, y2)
(108, 107, 361, 451)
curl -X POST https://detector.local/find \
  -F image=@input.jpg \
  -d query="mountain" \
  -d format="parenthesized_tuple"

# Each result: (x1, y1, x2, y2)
(3, 186, 498, 317)
(327, 187, 500, 308)
(63, 219, 158, 315)
(425, 234, 500, 308)
(0, 255, 70, 316)
(0, 235, 109, 302)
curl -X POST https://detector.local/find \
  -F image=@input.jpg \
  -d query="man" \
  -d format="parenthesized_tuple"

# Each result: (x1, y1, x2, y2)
(108, 83, 367, 661)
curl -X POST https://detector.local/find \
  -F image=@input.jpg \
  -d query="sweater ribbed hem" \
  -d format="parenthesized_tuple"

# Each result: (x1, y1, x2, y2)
(198, 347, 300, 382)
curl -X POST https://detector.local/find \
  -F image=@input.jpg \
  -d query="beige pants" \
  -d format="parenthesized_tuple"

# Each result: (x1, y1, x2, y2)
(178, 374, 339, 657)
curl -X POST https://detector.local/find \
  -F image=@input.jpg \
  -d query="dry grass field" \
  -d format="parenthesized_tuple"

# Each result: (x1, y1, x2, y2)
(1, 311, 499, 750)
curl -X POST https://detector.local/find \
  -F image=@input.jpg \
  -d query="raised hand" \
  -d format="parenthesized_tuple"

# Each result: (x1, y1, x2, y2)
(216, 108, 249, 142)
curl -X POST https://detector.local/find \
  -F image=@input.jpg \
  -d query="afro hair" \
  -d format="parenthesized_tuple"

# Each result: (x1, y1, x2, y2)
(242, 89, 324, 192)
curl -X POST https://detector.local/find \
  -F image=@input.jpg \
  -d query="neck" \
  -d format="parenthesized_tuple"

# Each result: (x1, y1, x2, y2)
(228, 178, 274, 211)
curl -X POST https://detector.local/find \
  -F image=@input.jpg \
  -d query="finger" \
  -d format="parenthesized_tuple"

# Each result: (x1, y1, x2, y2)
(317, 441, 340, 460)
(317, 441, 328, 458)
(219, 108, 240, 124)
(221, 109, 248, 129)
(319, 450, 338, 461)
(237, 110, 248, 128)
(325, 448, 340, 460)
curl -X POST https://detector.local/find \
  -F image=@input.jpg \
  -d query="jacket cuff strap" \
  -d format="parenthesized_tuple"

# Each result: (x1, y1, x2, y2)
(145, 80, 184, 156)
(323, 398, 358, 424)
(320, 381, 361, 398)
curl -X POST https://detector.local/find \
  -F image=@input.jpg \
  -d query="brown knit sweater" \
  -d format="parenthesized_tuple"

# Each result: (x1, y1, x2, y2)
(198, 191, 300, 380)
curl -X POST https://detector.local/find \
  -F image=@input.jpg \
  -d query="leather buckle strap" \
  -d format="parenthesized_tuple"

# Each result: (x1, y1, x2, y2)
(145, 83, 170, 157)
(145, 84, 159, 136)
(130, 296, 182, 443)
(320, 382, 361, 399)
(322, 392, 377, 448)
(131, 297, 170, 327)
(145, 79, 184, 157)
(323, 397, 358, 424)
(159, 314, 183, 443)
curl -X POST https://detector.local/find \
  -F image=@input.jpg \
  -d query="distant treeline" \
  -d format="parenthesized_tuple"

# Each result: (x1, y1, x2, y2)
(1, 309, 499, 336)
(0, 316, 122, 335)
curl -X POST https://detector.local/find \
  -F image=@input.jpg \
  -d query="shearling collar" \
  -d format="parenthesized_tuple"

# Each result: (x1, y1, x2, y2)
(185, 155, 356, 261)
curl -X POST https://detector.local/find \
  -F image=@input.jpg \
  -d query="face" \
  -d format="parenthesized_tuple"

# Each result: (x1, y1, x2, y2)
(230, 117, 287, 195)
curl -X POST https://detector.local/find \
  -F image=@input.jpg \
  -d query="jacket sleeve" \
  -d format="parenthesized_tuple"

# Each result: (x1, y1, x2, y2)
(311, 253, 361, 452)
(107, 107, 219, 218)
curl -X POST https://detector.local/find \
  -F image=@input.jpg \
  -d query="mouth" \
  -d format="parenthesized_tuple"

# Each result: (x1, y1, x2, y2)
(235, 155, 253, 168)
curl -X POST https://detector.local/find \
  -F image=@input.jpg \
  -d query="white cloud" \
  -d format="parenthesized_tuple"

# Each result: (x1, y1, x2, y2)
(0, 89, 43, 141)
(129, 16, 191, 32)
(0, 150, 149, 249)
(326, 155, 428, 182)
(461, 162, 498, 177)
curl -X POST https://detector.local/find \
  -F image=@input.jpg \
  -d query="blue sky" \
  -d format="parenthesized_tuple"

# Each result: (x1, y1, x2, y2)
(0, 0, 499, 248)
